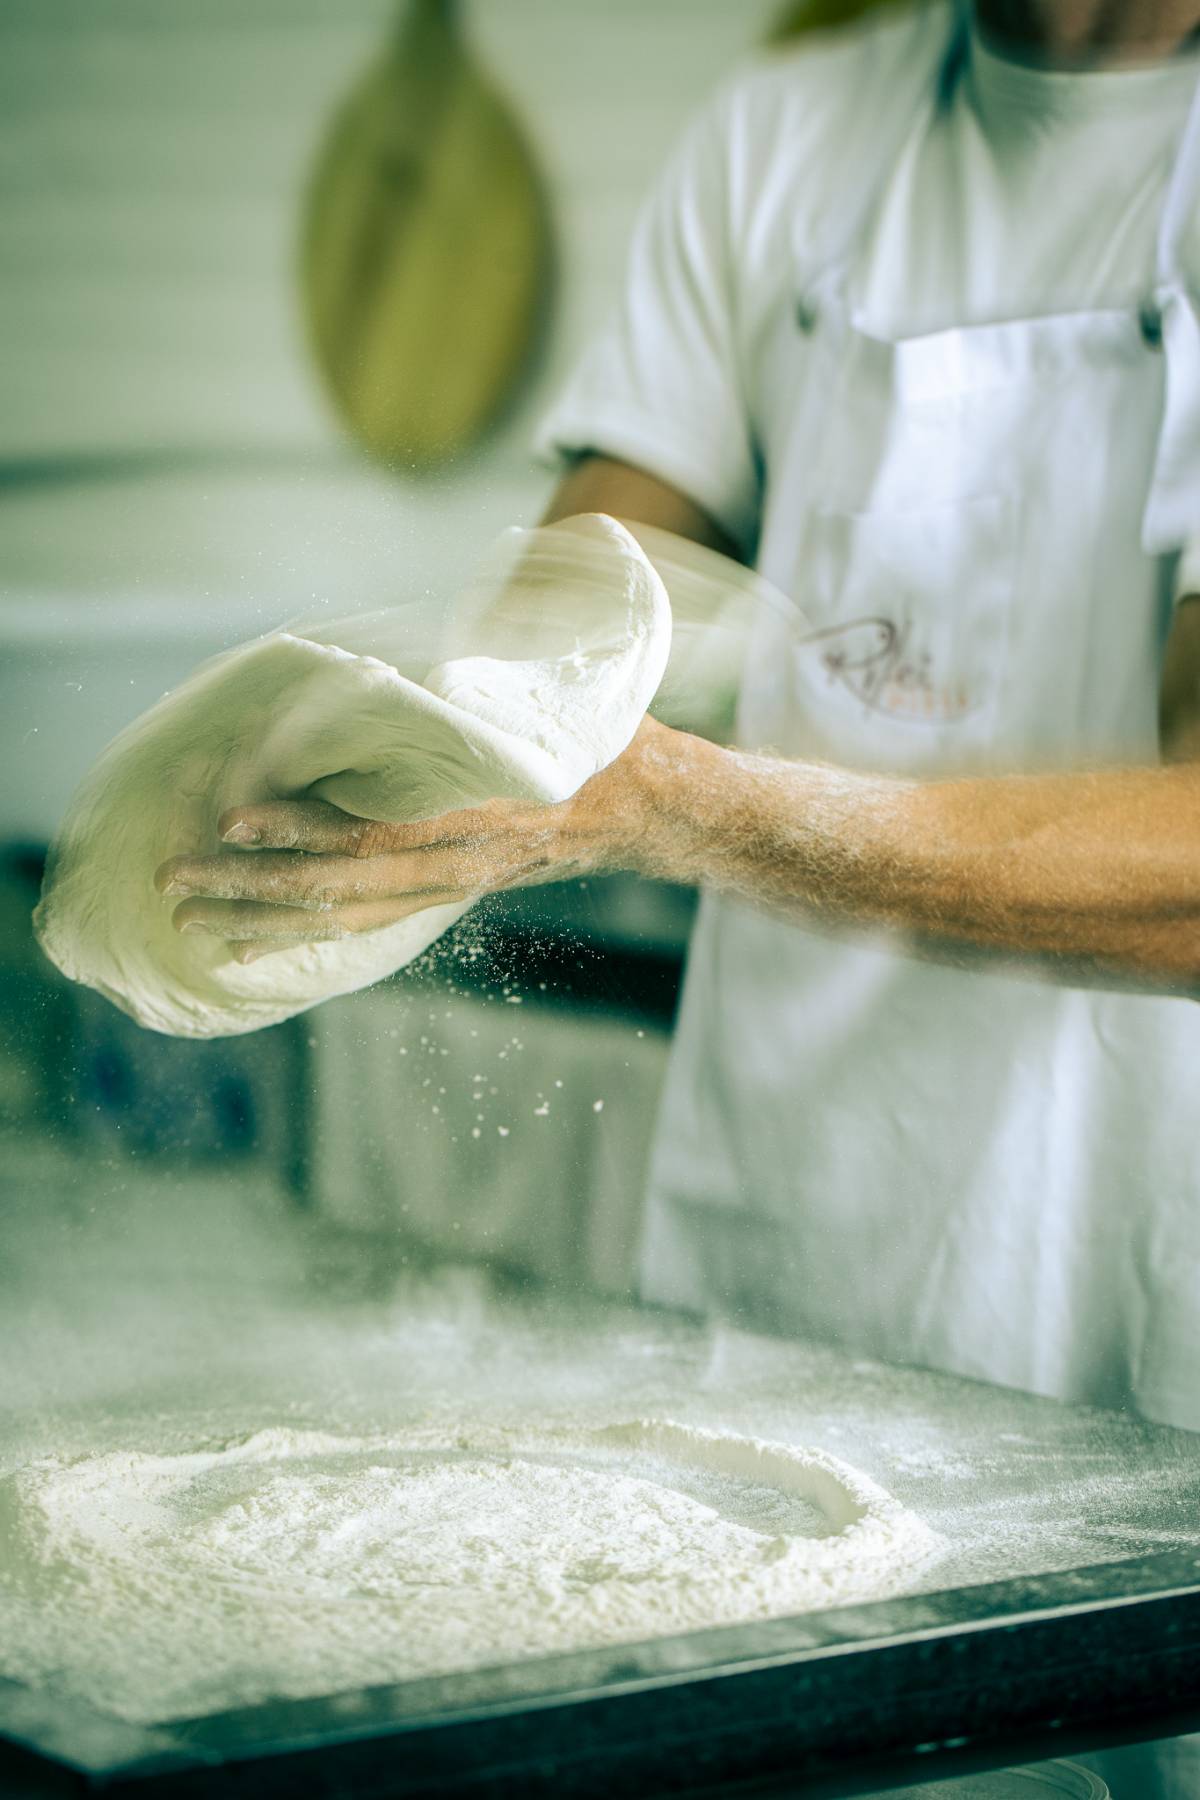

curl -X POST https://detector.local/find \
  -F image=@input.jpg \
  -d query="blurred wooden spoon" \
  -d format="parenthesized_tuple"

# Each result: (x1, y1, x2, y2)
(300, 0, 554, 474)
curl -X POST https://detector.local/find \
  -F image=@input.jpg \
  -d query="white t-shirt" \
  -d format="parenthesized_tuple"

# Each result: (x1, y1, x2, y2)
(536, 1, 1200, 596)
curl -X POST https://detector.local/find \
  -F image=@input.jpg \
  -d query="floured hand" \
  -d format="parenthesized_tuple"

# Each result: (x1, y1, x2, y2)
(154, 717, 675, 964)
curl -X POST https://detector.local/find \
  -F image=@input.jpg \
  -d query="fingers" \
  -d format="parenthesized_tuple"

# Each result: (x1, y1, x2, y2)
(158, 849, 474, 909)
(154, 797, 544, 931)
(213, 799, 487, 857)
(216, 799, 397, 856)
(170, 893, 455, 945)
(171, 898, 351, 941)
(158, 851, 380, 909)
(232, 939, 310, 966)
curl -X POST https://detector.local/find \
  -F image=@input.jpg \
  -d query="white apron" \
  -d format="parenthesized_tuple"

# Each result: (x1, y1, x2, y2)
(641, 17, 1200, 1435)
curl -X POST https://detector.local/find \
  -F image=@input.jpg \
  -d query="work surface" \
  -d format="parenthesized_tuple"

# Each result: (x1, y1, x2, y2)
(3, 1139, 1200, 1795)
(3, 1140, 1198, 1593)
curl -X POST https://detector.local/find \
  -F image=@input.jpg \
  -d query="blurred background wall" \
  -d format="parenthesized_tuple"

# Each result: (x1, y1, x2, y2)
(0, 0, 778, 1297)
(1, 0, 779, 833)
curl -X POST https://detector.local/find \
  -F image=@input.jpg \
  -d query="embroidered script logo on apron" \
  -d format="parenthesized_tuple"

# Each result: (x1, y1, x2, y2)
(800, 615, 979, 725)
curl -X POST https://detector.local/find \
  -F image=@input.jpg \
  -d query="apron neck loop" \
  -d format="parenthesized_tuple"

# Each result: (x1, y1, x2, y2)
(937, 0, 973, 110)
(1156, 66, 1200, 290)
(1142, 67, 1200, 555)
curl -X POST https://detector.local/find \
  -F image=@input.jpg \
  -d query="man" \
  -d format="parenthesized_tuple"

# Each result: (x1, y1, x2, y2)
(160, 1, 1199, 1788)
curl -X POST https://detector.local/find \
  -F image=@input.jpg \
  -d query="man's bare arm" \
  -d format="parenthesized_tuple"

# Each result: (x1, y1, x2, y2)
(576, 722, 1200, 989)
(170, 709, 1200, 987)
(1160, 593, 1200, 764)
(569, 574, 1200, 991)
(541, 454, 739, 558)
(156, 451, 1200, 991)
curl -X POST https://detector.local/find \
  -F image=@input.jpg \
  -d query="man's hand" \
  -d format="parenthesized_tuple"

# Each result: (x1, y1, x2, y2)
(156, 797, 583, 965)
(153, 718, 674, 963)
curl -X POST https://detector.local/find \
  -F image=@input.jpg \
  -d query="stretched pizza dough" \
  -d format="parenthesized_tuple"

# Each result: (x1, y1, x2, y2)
(34, 514, 670, 1038)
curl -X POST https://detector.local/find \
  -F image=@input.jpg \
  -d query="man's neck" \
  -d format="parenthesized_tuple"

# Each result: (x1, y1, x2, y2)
(973, 1, 1200, 66)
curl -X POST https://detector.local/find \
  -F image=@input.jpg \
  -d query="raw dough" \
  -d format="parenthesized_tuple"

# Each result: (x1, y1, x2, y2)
(34, 514, 670, 1038)
(0, 1420, 943, 1724)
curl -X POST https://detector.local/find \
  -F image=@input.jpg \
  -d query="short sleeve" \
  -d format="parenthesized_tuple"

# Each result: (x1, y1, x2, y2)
(533, 91, 759, 556)
(1178, 539, 1200, 601)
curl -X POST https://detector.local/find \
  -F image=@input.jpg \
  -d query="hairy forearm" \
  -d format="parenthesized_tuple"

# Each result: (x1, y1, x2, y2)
(159, 718, 1200, 988)
(582, 726, 1200, 989)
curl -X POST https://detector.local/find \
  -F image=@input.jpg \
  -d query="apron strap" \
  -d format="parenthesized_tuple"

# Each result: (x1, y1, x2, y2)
(1142, 67, 1200, 555)
(1156, 59, 1200, 286)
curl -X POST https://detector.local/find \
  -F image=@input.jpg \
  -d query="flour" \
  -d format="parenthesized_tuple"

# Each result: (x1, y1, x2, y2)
(33, 514, 670, 1038)
(0, 1419, 942, 1725)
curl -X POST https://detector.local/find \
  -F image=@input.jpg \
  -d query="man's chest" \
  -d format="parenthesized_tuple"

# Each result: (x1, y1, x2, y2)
(740, 96, 1179, 477)
(733, 104, 1186, 776)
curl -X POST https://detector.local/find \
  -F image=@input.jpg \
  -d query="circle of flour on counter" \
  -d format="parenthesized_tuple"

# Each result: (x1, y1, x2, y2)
(0, 1421, 942, 1724)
